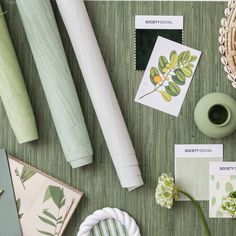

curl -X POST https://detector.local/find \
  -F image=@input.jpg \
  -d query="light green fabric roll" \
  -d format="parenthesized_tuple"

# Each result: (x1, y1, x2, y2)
(0, 6, 38, 144)
(16, 0, 93, 167)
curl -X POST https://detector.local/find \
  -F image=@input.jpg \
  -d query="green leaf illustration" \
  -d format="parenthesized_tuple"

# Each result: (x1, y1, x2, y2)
(186, 63, 194, 69)
(57, 219, 64, 224)
(169, 50, 177, 60)
(181, 67, 192, 77)
(44, 186, 65, 209)
(211, 197, 216, 206)
(60, 198, 66, 208)
(172, 75, 185, 85)
(20, 166, 36, 183)
(15, 166, 36, 190)
(182, 50, 191, 61)
(37, 230, 54, 236)
(43, 209, 57, 221)
(225, 182, 233, 193)
(170, 51, 178, 68)
(175, 69, 186, 82)
(16, 198, 23, 219)
(16, 198, 21, 210)
(158, 56, 168, 74)
(165, 82, 180, 96)
(139, 50, 197, 102)
(150, 67, 161, 85)
(38, 215, 56, 227)
(189, 55, 198, 62)
(50, 187, 65, 209)
(43, 187, 51, 203)
(160, 91, 172, 102)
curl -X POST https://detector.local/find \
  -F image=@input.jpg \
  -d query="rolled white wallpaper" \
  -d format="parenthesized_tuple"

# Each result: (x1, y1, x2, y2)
(56, 0, 144, 190)
(16, 0, 93, 168)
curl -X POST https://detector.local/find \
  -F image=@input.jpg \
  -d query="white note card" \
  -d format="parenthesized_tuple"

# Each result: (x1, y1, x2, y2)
(175, 144, 223, 201)
(135, 37, 201, 116)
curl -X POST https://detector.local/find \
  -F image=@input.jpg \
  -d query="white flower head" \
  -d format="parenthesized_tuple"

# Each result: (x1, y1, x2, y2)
(155, 173, 178, 209)
(222, 191, 236, 217)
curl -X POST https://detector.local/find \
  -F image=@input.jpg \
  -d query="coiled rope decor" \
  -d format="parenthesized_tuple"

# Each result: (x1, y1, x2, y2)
(77, 208, 141, 236)
(219, 0, 236, 88)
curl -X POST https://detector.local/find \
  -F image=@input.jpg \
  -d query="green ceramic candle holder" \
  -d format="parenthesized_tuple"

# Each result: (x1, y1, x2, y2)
(194, 92, 236, 138)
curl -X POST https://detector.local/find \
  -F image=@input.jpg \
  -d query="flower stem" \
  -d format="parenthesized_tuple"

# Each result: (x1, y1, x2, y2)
(178, 190, 211, 236)
(139, 70, 172, 100)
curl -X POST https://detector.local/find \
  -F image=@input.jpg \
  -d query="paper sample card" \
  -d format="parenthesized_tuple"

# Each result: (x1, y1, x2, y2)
(209, 162, 236, 218)
(8, 156, 83, 236)
(135, 15, 183, 71)
(175, 144, 223, 201)
(135, 36, 201, 117)
(0, 150, 22, 236)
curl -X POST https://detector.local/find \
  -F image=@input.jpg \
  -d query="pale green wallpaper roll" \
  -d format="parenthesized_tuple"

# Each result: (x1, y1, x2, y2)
(16, 0, 93, 167)
(0, 6, 38, 144)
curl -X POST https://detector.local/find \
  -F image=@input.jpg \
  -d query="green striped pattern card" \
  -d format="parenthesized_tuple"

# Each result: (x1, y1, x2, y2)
(90, 219, 128, 236)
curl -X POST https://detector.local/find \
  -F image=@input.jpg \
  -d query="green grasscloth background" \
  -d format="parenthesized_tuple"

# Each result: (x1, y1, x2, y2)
(0, 0, 233, 235)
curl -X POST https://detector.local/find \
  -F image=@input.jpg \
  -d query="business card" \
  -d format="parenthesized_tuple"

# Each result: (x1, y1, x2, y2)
(175, 144, 223, 201)
(209, 162, 236, 218)
(135, 15, 183, 71)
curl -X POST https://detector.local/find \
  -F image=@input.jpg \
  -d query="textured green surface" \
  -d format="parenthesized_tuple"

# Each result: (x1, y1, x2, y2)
(0, 0, 234, 235)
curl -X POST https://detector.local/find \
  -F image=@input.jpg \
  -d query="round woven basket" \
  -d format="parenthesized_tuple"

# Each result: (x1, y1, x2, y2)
(219, 0, 236, 88)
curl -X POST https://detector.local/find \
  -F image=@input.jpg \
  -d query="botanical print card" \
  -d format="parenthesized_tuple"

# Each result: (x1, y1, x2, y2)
(175, 144, 223, 201)
(209, 162, 236, 218)
(135, 15, 183, 71)
(8, 156, 83, 236)
(135, 36, 201, 117)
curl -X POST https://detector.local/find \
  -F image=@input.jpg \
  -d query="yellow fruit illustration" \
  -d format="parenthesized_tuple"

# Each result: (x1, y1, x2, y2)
(162, 68, 168, 74)
(165, 63, 171, 69)
(153, 75, 162, 84)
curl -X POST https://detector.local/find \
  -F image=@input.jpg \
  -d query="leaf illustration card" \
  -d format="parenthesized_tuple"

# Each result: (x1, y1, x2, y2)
(8, 156, 83, 236)
(135, 36, 201, 117)
(209, 162, 236, 218)
(175, 144, 223, 201)
(135, 15, 183, 71)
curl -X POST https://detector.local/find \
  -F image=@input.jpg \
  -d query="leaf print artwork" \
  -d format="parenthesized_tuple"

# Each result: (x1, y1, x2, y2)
(16, 198, 24, 219)
(38, 186, 66, 236)
(15, 165, 36, 190)
(139, 50, 198, 101)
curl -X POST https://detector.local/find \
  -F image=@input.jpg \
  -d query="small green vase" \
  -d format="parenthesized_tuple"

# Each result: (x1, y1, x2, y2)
(194, 92, 236, 138)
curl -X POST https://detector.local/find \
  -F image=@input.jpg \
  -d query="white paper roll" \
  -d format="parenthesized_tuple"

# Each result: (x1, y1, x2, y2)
(56, 0, 144, 190)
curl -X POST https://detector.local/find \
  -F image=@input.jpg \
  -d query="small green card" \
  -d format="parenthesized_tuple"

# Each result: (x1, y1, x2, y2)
(0, 149, 22, 235)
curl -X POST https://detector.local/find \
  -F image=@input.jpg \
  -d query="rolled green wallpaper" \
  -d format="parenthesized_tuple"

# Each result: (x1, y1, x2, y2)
(16, 0, 93, 168)
(0, 6, 38, 144)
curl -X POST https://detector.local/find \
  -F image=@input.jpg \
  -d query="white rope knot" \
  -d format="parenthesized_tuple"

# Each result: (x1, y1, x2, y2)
(77, 208, 141, 236)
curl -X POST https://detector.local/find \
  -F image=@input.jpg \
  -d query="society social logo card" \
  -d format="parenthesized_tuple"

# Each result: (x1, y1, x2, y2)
(209, 162, 236, 218)
(135, 36, 201, 117)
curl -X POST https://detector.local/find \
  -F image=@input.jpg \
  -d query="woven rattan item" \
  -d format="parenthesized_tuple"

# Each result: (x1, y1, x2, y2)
(219, 0, 236, 88)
